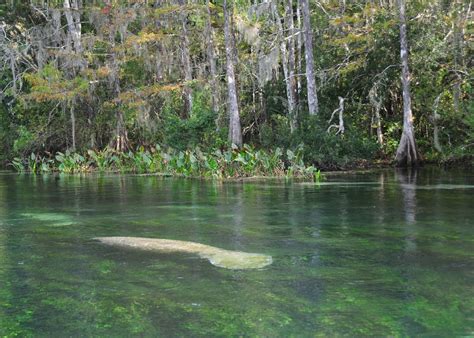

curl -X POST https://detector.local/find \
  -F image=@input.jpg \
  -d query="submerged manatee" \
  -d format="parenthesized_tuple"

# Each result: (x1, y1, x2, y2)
(94, 236, 272, 270)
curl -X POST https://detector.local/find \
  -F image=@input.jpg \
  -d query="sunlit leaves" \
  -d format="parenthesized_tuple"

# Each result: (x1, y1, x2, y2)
(23, 64, 89, 103)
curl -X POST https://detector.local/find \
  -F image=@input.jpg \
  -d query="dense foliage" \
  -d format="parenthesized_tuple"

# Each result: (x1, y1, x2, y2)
(0, 0, 472, 171)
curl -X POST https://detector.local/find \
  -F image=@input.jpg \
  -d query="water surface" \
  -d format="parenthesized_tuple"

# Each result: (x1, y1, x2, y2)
(0, 168, 473, 336)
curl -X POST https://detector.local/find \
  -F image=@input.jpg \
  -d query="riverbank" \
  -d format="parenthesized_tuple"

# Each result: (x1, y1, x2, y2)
(6, 146, 473, 179)
(7, 145, 321, 180)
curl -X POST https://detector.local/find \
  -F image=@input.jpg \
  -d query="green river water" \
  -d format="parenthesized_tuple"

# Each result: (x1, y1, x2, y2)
(0, 168, 473, 336)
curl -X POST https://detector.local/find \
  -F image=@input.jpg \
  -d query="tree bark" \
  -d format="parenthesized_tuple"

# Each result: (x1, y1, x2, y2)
(300, 0, 319, 115)
(285, 0, 298, 131)
(224, 0, 242, 147)
(452, 0, 464, 113)
(63, 0, 82, 54)
(369, 84, 384, 145)
(205, 0, 220, 113)
(70, 102, 76, 152)
(374, 103, 383, 145)
(9, 51, 17, 94)
(181, 17, 193, 117)
(432, 94, 442, 153)
(395, 0, 420, 167)
(272, 1, 296, 133)
(296, 0, 303, 99)
(111, 62, 129, 152)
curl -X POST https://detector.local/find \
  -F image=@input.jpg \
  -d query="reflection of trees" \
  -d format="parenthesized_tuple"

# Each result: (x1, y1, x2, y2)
(229, 184, 244, 248)
(396, 168, 418, 253)
(376, 172, 387, 225)
(0, 176, 8, 327)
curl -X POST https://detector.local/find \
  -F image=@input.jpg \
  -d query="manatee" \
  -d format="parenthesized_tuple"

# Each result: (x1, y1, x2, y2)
(94, 236, 272, 270)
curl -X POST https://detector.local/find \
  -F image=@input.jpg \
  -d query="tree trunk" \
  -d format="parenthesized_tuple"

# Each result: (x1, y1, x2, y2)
(70, 102, 76, 152)
(452, 0, 464, 113)
(285, 0, 298, 131)
(63, 0, 82, 54)
(9, 51, 17, 94)
(395, 0, 420, 167)
(111, 63, 129, 152)
(296, 0, 303, 99)
(224, 0, 242, 147)
(369, 85, 384, 145)
(115, 110, 128, 152)
(181, 17, 193, 117)
(432, 94, 442, 153)
(88, 117, 96, 149)
(300, 0, 319, 115)
(272, 1, 296, 133)
(206, 0, 220, 113)
(374, 104, 383, 145)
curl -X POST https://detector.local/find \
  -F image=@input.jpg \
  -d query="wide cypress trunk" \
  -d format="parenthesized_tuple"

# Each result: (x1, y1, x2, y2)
(224, 0, 242, 147)
(395, 0, 420, 167)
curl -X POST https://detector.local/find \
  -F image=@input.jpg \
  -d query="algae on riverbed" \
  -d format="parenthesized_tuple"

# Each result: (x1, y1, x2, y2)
(95, 237, 272, 270)
(21, 212, 74, 226)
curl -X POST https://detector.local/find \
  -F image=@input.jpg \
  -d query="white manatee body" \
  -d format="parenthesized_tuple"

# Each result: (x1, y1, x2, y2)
(95, 236, 272, 270)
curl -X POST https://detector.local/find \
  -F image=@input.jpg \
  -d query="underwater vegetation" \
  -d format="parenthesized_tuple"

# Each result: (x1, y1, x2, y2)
(21, 212, 74, 226)
(94, 237, 273, 270)
(1, 169, 472, 336)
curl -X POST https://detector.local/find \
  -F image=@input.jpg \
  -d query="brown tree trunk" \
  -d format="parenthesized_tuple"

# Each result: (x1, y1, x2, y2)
(395, 0, 420, 167)
(111, 63, 129, 152)
(224, 0, 242, 147)
(115, 110, 128, 152)
(300, 0, 319, 115)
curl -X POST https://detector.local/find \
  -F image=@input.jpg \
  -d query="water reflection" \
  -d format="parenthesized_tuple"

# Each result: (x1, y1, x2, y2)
(396, 169, 418, 225)
(396, 169, 419, 256)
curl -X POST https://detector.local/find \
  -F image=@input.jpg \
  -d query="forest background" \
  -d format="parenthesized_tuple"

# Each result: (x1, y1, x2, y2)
(0, 0, 472, 174)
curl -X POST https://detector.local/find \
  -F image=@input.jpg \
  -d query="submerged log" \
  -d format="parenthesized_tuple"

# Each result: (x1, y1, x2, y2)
(95, 237, 272, 270)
